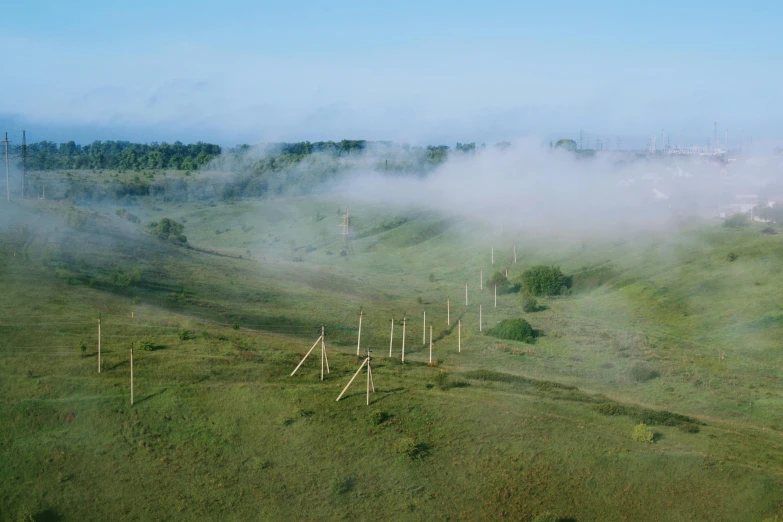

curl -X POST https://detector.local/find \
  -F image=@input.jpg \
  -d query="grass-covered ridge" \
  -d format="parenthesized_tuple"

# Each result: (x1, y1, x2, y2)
(2, 193, 783, 521)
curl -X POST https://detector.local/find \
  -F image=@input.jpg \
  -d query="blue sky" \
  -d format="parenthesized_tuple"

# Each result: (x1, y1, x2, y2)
(1, 1, 781, 147)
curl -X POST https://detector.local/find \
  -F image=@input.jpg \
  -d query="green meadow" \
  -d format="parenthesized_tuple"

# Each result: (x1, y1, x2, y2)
(2, 177, 783, 521)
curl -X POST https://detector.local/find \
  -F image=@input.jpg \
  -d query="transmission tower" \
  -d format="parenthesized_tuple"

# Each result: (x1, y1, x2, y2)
(340, 207, 352, 254)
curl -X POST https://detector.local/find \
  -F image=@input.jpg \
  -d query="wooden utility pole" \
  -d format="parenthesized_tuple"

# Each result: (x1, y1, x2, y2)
(401, 315, 406, 363)
(291, 330, 329, 381)
(458, 320, 461, 352)
(130, 346, 134, 405)
(429, 325, 433, 364)
(366, 350, 374, 405)
(320, 325, 329, 381)
(3, 133, 9, 202)
(480, 270, 483, 290)
(336, 349, 374, 405)
(492, 247, 494, 264)
(494, 285, 497, 308)
(357, 311, 363, 356)
(479, 305, 482, 332)
(514, 244, 517, 263)
(447, 299, 450, 325)
(422, 311, 426, 345)
(389, 317, 394, 357)
(465, 283, 468, 305)
(98, 314, 102, 373)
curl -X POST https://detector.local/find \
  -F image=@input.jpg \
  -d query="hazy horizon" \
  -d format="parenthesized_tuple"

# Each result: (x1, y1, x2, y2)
(2, 1, 782, 149)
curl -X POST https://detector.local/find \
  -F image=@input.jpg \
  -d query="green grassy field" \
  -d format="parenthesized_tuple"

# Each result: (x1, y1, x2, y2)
(2, 186, 783, 521)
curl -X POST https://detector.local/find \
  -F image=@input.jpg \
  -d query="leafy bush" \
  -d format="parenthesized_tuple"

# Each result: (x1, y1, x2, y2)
(726, 251, 738, 262)
(762, 226, 777, 235)
(434, 370, 449, 389)
(77, 341, 87, 357)
(178, 330, 192, 341)
(147, 218, 187, 244)
(136, 338, 156, 351)
(368, 410, 390, 426)
(520, 265, 571, 296)
(632, 423, 654, 443)
(724, 213, 748, 228)
(487, 271, 510, 293)
(396, 437, 427, 459)
(110, 267, 142, 287)
(428, 272, 435, 282)
(593, 402, 697, 428)
(232, 321, 240, 330)
(486, 318, 535, 343)
(115, 207, 140, 224)
(629, 362, 660, 383)
(534, 513, 559, 522)
(331, 476, 354, 495)
(521, 293, 543, 312)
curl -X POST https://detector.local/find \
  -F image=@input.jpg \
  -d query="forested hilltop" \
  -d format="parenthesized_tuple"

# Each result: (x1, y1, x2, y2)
(19, 139, 511, 202)
(18, 139, 497, 173)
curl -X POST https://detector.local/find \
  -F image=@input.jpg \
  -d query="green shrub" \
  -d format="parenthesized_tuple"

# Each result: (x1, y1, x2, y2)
(726, 251, 738, 262)
(110, 266, 142, 287)
(136, 338, 155, 351)
(115, 207, 140, 224)
(487, 271, 510, 293)
(521, 293, 542, 312)
(629, 362, 660, 383)
(178, 330, 192, 341)
(396, 437, 426, 459)
(368, 410, 390, 426)
(593, 402, 697, 428)
(486, 318, 535, 343)
(331, 476, 354, 495)
(678, 422, 700, 433)
(632, 423, 654, 443)
(77, 341, 87, 357)
(428, 272, 435, 282)
(724, 214, 748, 228)
(533, 513, 559, 522)
(520, 265, 571, 296)
(232, 321, 240, 330)
(434, 370, 449, 390)
(147, 218, 187, 244)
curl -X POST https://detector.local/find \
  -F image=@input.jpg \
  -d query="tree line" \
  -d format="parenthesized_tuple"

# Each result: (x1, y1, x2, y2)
(18, 139, 520, 174)
(17, 140, 222, 171)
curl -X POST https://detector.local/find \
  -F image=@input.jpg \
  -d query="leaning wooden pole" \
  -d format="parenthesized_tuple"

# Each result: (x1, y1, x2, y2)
(336, 357, 368, 402)
(291, 336, 323, 376)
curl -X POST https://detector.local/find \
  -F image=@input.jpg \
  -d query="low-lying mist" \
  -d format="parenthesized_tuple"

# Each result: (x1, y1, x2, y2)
(334, 139, 778, 240)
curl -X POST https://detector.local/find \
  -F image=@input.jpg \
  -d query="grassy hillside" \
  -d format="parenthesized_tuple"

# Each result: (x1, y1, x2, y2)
(2, 194, 783, 521)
